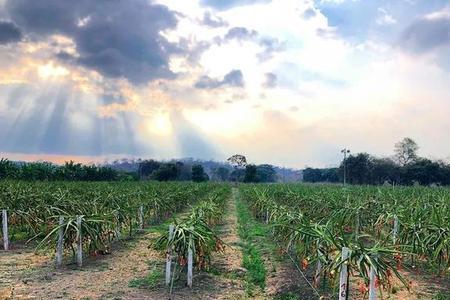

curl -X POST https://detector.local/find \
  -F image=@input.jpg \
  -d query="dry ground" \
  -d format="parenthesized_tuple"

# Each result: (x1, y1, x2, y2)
(0, 194, 246, 300)
(1, 189, 449, 300)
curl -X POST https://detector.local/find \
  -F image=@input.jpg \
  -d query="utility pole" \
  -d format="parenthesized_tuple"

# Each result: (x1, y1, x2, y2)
(341, 148, 350, 185)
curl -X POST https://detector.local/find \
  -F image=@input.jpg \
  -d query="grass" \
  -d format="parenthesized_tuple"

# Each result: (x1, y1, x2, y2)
(235, 188, 268, 295)
(128, 268, 163, 289)
(433, 292, 450, 300)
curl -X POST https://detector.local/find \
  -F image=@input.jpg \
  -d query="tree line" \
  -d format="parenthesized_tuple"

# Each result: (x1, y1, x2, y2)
(0, 157, 278, 183)
(0, 159, 127, 181)
(0, 159, 211, 183)
(303, 138, 450, 186)
(137, 158, 277, 183)
(137, 160, 209, 182)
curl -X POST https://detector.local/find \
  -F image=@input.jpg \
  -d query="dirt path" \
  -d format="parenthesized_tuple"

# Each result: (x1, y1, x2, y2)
(0, 190, 246, 300)
(164, 188, 246, 299)
(1, 230, 168, 300)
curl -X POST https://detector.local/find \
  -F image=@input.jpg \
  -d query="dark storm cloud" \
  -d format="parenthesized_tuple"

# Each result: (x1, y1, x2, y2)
(400, 15, 450, 54)
(5, 0, 179, 84)
(0, 21, 22, 44)
(263, 72, 277, 88)
(194, 69, 244, 89)
(202, 11, 228, 27)
(201, 0, 270, 10)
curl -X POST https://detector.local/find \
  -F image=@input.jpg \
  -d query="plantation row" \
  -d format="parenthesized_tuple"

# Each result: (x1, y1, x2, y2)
(240, 184, 450, 298)
(0, 181, 226, 264)
(152, 184, 230, 290)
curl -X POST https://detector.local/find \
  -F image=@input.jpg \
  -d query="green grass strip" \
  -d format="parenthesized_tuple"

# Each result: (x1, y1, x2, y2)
(235, 188, 268, 294)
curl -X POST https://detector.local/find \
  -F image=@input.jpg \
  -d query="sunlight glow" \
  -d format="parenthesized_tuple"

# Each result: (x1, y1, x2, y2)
(147, 113, 173, 136)
(38, 62, 69, 79)
(184, 106, 260, 137)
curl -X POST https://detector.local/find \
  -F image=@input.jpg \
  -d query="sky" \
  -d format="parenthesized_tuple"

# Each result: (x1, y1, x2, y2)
(0, 0, 449, 168)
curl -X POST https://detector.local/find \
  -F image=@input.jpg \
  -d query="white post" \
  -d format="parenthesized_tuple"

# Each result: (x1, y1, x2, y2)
(139, 205, 144, 230)
(115, 212, 121, 241)
(2, 209, 8, 251)
(368, 265, 377, 300)
(187, 236, 193, 288)
(2, 210, 8, 251)
(265, 208, 269, 224)
(165, 224, 175, 286)
(56, 216, 64, 268)
(339, 247, 350, 300)
(76, 216, 83, 267)
(393, 216, 399, 244)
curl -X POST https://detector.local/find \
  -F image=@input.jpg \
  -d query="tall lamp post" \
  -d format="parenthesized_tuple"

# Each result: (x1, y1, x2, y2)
(341, 148, 350, 185)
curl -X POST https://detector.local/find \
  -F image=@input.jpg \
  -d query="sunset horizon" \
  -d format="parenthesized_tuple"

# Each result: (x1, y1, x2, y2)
(1, 0, 449, 169)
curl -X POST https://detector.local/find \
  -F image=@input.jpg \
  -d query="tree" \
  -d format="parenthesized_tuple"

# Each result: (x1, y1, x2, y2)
(175, 161, 192, 181)
(403, 158, 441, 185)
(0, 158, 18, 179)
(244, 164, 258, 183)
(191, 164, 208, 182)
(138, 159, 160, 179)
(94, 166, 118, 181)
(437, 161, 450, 185)
(303, 168, 323, 183)
(228, 154, 247, 182)
(395, 137, 419, 166)
(212, 167, 230, 181)
(322, 168, 339, 182)
(303, 167, 339, 183)
(229, 168, 245, 182)
(340, 153, 372, 184)
(56, 161, 85, 180)
(227, 154, 247, 168)
(256, 164, 276, 182)
(151, 163, 178, 181)
(20, 162, 56, 181)
(370, 157, 399, 185)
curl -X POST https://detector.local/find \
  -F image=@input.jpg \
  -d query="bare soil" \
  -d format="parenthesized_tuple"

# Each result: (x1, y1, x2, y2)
(0, 193, 247, 300)
(2, 191, 448, 300)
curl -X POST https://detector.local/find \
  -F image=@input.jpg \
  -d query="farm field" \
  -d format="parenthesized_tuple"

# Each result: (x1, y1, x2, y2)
(1, 182, 449, 300)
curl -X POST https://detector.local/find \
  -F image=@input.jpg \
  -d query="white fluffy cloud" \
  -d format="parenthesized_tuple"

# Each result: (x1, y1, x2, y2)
(1, 0, 450, 167)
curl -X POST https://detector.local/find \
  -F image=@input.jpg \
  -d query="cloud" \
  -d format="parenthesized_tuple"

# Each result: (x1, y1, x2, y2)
(0, 21, 21, 44)
(376, 8, 397, 26)
(220, 26, 285, 61)
(225, 26, 258, 40)
(222, 69, 244, 86)
(303, 8, 316, 19)
(400, 12, 450, 54)
(5, 0, 179, 84)
(201, 0, 269, 10)
(195, 69, 244, 89)
(202, 11, 228, 27)
(263, 72, 277, 88)
(257, 37, 285, 61)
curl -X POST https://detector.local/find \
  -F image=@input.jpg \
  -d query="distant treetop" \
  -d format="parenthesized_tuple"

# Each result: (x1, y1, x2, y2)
(227, 154, 247, 168)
